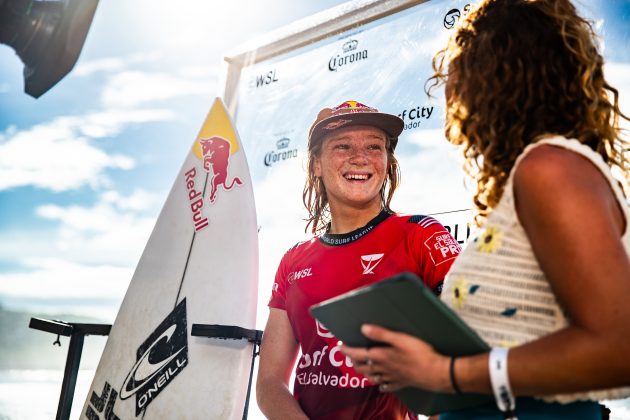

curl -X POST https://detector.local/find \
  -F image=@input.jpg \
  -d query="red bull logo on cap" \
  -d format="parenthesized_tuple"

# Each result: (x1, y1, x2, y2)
(331, 100, 377, 114)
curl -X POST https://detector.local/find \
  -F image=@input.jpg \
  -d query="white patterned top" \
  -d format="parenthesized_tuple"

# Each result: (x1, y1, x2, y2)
(441, 136, 630, 403)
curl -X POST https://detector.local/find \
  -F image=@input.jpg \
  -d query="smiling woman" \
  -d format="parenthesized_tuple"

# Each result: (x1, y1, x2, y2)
(255, 100, 462, 420)
(312, 125, 389, 230)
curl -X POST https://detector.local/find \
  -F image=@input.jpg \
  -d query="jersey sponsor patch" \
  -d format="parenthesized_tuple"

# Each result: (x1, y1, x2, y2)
(360, 253, 384, 275)
(424, 230, 461, 266)
(287, 267, 313, 283)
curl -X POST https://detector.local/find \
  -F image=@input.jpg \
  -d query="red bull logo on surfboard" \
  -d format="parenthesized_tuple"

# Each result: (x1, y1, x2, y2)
(184, 135, 243, 232)
(199, 136, 243, 203)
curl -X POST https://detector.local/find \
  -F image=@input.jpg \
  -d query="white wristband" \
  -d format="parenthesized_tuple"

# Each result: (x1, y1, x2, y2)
(489, 348, 516, 416)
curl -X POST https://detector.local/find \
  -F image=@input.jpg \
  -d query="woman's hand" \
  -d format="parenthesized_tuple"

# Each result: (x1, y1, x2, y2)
(340, 324, 451, 393)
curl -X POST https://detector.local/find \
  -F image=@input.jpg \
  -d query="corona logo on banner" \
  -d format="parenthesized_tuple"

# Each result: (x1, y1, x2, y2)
(264, 137, 298, 167)
(329, 38, 368, 72)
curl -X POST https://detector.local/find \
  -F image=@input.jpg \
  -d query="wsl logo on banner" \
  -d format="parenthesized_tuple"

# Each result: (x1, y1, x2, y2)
(119, 299, 189, 416)
(264, 137, 298, 167)
(397, 105, 434, 131)
(248, 68, 279, 90)
(328, 39, 368, 72)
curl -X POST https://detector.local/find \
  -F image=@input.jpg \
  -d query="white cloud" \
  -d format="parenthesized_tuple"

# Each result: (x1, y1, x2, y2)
(0, 189, 160, 319)
(32, 189, 161, 265)
(74, 57, 127, 77)
(75, 52, 165, 77)
(0, 258, 131, 301)
(101, 70, 216, 108)
(0, 109, 173, 192)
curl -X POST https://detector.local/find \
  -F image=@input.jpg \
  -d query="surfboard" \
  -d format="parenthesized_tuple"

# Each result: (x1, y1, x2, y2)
(81, 98, 259, 419)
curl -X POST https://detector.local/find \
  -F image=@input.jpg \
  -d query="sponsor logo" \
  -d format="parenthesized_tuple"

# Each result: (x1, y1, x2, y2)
(200, 137, 243, 203)
(444, 223, 472, 244)
(249, 68, 279, 89)
(287, 267, 313, 284)
(85, 381, 121, 420)
(184, 167, 209, 232)
(264, 137, 298, 167)
(296, 371, 369, 388)
(297, 343, 353, 369)
(444, 4, 471, 29)
(315, 320, 334, 338)
(329, 39, 368, 72)
(186, 133, 243, 232)
(296, 343, 369, 388)
(397, 105, 434, 131)
(360, 253, 384, 275)
(120, 299, 189, 416)
(424, 231, 462, 266)
(324, 119, 352, 130)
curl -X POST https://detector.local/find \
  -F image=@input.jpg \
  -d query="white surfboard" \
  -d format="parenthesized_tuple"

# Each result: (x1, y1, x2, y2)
(81, 98, 258, 419)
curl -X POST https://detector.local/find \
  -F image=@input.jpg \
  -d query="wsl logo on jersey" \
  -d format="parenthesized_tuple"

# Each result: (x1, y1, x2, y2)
(328, 39, 368, 72)
(120, 299, 189, 416)
(264, 137, 298, 167)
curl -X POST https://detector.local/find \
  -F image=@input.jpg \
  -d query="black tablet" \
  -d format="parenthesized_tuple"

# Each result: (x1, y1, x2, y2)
(309, 272, 492, 415)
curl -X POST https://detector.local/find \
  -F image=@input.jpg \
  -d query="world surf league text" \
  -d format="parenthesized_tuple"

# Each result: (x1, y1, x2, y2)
(184, 167, 209, 232)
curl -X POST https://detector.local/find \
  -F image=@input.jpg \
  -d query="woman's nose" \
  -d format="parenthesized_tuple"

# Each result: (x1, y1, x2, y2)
(349, 146, 368, 164)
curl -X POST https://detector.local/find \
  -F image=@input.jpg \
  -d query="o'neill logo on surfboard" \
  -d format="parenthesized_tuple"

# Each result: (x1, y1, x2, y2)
(119, 299, 189, 416)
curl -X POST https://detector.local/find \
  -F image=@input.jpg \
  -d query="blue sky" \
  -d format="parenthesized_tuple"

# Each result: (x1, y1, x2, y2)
(0, 0, 350, 320)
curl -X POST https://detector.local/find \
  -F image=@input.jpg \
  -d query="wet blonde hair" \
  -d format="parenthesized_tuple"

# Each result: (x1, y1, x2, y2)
(427, 0, 629, 225)
(302, 134, 400, 234)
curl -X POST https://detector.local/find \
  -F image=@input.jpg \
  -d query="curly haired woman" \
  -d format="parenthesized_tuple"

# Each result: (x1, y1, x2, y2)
(342, 1, 630, 418)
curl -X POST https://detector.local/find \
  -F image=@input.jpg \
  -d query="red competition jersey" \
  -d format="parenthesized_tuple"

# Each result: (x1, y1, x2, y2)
(268, 211, 461, 419)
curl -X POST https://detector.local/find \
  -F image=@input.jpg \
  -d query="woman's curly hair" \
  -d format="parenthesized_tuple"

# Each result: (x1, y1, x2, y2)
(302, 135, 400, 235)
(426, 0, 629, 225)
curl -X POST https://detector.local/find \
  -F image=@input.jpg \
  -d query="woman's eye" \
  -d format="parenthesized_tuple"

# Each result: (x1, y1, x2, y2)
(368, 144, 383, 150)
(334, 144, 350, 150)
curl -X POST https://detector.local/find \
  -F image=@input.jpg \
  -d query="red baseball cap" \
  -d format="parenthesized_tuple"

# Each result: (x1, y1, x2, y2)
(308, 100, 404, 150)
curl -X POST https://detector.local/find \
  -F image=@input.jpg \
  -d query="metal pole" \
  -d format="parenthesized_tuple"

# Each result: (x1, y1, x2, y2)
(56, 331, 84, 420)
(242, 338, 260, 420)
